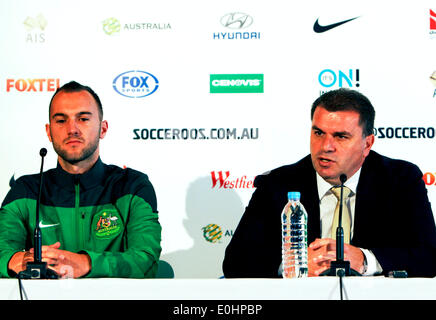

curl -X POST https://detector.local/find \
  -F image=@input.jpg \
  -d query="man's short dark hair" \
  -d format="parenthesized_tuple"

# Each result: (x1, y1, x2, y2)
(49, 81, 103, 120)
(310, 88, 375, 137)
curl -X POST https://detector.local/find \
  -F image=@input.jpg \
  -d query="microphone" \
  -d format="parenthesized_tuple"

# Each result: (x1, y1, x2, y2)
(39, 148, 47, 157)
(339, 174, 347, 183)
(320, 173, 361, 277)
(336, 174, 347, 262)
(18, 148, 58, 279)
(34, 148, 47, 263)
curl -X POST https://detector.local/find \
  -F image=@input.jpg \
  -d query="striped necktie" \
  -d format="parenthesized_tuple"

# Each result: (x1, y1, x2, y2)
(330, 186, 352, 244)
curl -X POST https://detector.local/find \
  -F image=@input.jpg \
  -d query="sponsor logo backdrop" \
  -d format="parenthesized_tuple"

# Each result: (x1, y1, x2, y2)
(0, 0, 435, 278)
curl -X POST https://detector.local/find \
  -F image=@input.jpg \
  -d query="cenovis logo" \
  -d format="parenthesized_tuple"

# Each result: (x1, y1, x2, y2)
(210, 74, 264, 93)
(113, 70, 159, 98)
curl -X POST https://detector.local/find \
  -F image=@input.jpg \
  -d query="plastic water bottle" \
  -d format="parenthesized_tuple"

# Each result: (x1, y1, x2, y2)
(281, 191, 308, 278)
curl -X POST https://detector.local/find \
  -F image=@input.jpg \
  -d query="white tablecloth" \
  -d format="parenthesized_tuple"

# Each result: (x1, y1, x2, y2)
(1, 277, 435, 300)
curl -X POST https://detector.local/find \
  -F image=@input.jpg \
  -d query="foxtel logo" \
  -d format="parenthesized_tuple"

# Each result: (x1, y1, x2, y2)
(211, 171, 255, 189)
(6, 79, 60, 92)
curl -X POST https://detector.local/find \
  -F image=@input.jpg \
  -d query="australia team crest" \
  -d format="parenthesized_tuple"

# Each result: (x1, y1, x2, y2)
(93, 210, 123, 239)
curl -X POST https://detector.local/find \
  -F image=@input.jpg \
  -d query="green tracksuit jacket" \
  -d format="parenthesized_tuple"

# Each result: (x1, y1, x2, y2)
(0, 158, 161, 278)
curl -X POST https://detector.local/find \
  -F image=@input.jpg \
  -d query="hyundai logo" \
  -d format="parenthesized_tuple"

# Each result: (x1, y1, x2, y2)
(220, 12, 253, 29)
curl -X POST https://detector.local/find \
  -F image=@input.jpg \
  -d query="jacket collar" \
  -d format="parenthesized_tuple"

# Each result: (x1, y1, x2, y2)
(54, 157, 105, 190)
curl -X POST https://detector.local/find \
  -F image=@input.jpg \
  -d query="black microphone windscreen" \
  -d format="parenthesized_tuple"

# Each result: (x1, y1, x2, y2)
(340, 174, 347, 184)
(40, 148, 47, 157)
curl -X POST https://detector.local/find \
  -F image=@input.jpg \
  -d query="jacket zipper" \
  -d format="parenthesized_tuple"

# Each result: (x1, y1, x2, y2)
(74, 177, 84, 250)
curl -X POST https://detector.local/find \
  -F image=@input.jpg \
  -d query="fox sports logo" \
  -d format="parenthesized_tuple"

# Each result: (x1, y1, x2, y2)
(113, 70, 159, 98)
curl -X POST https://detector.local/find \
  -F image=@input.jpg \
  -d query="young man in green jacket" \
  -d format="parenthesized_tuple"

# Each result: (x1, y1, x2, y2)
(0, 81, 162, 278)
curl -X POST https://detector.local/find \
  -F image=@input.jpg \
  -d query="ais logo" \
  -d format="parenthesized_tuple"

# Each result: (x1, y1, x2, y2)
(24, 14, 47, 43)
(113, 70, 159, 98)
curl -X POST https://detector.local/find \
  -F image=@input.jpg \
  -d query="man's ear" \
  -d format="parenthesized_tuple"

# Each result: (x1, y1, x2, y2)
(100, 120, 108, 139)
(363, 134, 375, 157)
(45, 123, 52, 142)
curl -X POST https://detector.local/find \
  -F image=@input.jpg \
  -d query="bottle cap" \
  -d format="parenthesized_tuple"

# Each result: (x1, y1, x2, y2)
(288, 191, 301, 201)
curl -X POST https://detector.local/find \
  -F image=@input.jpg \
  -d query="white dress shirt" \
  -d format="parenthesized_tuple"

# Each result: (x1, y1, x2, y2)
(316, 170, 382, 276)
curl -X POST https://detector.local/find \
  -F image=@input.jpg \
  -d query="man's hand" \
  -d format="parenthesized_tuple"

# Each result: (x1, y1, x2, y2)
(8, 242, 91, 279)
(308, 238, 365, 276)
(7, 250, 34, 276)
(29, 242, 91, 278)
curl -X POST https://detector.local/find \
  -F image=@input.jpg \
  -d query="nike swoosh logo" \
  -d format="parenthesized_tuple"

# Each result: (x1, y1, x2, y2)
(39, 221, 60, 228)
(313, 17, 359, 33)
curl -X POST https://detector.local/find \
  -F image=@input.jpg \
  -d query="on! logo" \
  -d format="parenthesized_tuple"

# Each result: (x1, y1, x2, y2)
(318, 69, 360, 95)
(211, 171, 255, 189)
(6, 78, 60, 92)
(113, 70, 159, 98)
(423, 172, 436, 186)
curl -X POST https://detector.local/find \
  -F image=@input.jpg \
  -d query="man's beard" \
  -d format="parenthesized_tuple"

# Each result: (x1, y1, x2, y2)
(52, 136, 99, 165)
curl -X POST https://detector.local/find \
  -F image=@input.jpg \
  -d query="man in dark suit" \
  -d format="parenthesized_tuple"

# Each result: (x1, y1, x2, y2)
(223, 88, 436, 278)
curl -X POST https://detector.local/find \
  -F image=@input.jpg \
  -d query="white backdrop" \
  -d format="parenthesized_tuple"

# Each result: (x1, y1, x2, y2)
(1, 0, 435, 278)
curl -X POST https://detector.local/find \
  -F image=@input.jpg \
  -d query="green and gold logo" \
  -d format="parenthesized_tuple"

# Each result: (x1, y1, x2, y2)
(93, 210, 122, 239)
(202, 224, 222, 243)
(102, 17, 121, 36)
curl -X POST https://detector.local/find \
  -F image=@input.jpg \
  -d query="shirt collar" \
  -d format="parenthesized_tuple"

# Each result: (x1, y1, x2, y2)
(316, 168, 361, 200)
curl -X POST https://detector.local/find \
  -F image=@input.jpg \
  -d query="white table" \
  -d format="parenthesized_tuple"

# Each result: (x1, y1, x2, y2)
(0, 277, 435, 300)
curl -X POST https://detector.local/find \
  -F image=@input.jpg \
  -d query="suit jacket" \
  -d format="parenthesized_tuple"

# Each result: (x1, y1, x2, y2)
(222, 151, 436, 278)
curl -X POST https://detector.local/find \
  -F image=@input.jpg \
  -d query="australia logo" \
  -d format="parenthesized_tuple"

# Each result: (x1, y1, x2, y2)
(94, 211, 122, 239)
(202, 223, 223, 243)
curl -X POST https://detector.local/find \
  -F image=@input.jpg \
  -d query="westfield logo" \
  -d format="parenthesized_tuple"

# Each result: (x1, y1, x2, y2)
(210, 171, 255, 189)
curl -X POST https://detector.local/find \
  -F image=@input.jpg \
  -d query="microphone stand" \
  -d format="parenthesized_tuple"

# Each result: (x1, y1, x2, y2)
(18, 148, 58, 279)
(320, 174, 361, 280)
